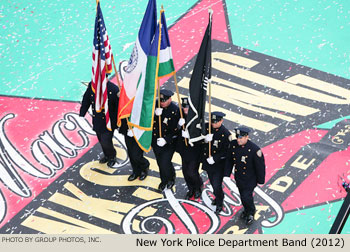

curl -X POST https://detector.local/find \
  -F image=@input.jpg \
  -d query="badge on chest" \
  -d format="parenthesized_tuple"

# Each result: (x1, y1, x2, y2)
(213, 140, 219, 148)
(163, 117, 168, 125)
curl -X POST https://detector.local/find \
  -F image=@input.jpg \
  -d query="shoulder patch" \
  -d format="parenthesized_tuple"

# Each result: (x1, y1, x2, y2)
(257, 149, 262, 158)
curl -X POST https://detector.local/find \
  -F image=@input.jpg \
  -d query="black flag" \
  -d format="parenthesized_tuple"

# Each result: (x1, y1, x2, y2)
(185, 11, 212, 145)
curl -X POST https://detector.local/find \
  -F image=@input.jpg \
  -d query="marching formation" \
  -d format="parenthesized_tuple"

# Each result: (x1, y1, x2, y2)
(79, 0, 266, 225)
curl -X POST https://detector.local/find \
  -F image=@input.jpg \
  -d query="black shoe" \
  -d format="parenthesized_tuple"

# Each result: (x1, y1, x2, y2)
(185, 190, 194, 200)
(240, 211, 248, 220)
(166, 180, 175, 189)
(99, 156, 109, 164)
(128, 173, 138, 181)
(158, 182, 166, 191)
(139, 171, 148, 181)
(211, 199, 216, 205)
(107, 157, 117, 167)
(215, 206, 223, 214)
(194, 190, 202, 199)
(245, 214, 254, 225)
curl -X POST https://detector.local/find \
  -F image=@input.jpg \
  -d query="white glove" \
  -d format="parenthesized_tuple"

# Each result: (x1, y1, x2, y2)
(182, 130, 190, 139)
(127, 129, 133, 137)
(207, 157, 215, 165)
(157, 138, 167, 147)
(155, 108, 163, 116)
(178, 118, 185, 127)
(204, 134, 213, 143)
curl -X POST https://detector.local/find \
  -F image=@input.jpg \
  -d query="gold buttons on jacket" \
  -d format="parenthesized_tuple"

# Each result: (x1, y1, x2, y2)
(243, 172, 246, 175)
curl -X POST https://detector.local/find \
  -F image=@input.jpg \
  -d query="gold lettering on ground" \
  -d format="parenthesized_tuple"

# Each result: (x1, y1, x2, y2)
(255, 205, 269, 220)
(290, 155, 316, 170)
(21, 207, 115, 234)
(223, 225, 248, 234)
(269, 176, 293, 193)
(212, 52, 260, 68)
(80, 162, 161, 188)
(132, 188, 163, 201)
(286, 74, 350, 104)
(177, 77, 278, 132)
(214, 57, 350, 104)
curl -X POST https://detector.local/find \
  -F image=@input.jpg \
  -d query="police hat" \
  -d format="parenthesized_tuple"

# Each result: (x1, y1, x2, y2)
(181, 97, 189, 108)
(160, 89, 174, 101)
(211, 111, 225, 122)
(235, 127, 251, 137)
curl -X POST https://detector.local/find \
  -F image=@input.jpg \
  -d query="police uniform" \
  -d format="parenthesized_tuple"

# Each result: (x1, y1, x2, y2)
(201, 112, 231, 214)
(176, 97, 203, 199)
(224, 127, 266, 224)
(152, 89, 180, 190)
(119, 118, 150, 181)
(79, 80, 119, 167)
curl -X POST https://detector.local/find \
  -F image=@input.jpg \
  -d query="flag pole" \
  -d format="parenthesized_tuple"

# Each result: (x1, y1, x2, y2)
(157, 80, 162, 138)
(96, 0, 120, 90)
(111, 56, 121, 90)
(208, 79, 212, 158)
(208, 7, 213, 158)
(157, 8, 163, 139)
(173, 72, 188, 146)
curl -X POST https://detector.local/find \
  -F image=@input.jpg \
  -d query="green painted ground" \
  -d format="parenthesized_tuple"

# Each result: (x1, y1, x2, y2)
(1, 0, 349, 101)
(262, 200, 350, 234)
(0, 0, 197, 101)
(226, 0, 350, 79)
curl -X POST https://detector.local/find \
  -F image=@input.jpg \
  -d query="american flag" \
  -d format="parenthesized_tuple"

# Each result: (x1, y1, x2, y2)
(91, 2, 113, 130)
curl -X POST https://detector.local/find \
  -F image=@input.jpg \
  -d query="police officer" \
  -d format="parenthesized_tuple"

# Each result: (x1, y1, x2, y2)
(202, 111, 231, 214)
(176, 97, 203, 200)
(79, 75, 119, 167)
(152, 89, 180, 191)
(224, 127, 266, 225)
(119, 118, 150, 181)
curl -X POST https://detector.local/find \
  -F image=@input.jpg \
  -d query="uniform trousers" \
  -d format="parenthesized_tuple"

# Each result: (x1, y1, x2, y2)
(96, 131, 116, 159)
(182, 159, 202, 191)
(125, 135, 149, 175)
(206, 167, 224, 207)
(153, 145, 176, 185)
(237, 185, 256, 215)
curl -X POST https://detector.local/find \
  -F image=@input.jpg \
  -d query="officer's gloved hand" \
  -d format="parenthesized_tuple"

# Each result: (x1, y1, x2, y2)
(204, 134, 213, 143)
(155, 108, 163, 116)
(207, 156, 215, 165)
(182, 130, 190, 139)
(178, 118, 185, 127)
(127, 129, 134, 137)
(157, 138, 167, 147)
